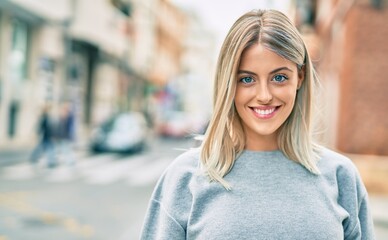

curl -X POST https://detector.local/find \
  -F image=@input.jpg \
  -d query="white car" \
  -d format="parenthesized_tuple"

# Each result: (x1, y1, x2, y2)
(90, 112, 148, 153)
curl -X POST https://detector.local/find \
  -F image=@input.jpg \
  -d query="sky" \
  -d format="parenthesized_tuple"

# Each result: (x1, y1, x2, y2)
(171, 0, 293, 46)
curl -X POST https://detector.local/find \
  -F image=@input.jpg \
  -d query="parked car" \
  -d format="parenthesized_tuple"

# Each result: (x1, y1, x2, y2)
(90, 112, 148, 153)
(157, 111, 208, 138)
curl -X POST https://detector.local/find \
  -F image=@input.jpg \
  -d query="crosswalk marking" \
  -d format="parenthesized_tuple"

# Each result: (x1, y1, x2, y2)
(126, 157, 172, 186)
(45, 166, 79, 182)
(83, 155, 151, 185)
(0, 152, 175, 187)
(0, 163, 36, 180)
(42, 152, 107, 183)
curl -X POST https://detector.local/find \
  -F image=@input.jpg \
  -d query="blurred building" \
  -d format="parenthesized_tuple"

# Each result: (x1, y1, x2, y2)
(0, 0, 193, 151)
(149, 0, 187, 85)
(178, 11, 216, 118)
(0, 0, 71, 149)
(152, 9, 217, 136)
(295, 0, 388, 155)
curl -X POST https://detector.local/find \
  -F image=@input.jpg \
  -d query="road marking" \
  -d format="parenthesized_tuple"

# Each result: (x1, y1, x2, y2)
(44, 166, 79, 182)
(83, 155, 149, 185)
(0, 191, 96, 238)
(0, 163, 36, 180)
(0, 153, 176, 186)
(126, 157, 172, 186)
(44, 153, 119, 183)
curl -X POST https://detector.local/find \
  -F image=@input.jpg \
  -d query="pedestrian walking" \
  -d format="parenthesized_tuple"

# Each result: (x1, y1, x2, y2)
(29, 104, 57, 168)
(56, 102, 76, 166)
(140, 9, 375, 239)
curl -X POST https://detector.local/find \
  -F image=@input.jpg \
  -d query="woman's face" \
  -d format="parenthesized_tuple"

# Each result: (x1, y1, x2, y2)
(235, 43, 303, 150)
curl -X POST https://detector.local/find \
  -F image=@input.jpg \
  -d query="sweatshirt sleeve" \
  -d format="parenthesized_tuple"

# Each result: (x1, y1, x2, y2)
(140, 199, 186, 240)
(344, 193, 375, 240)
(337, 159, 376, 240)
(140, 150, 198, 240)
(357, 195, 375, 240)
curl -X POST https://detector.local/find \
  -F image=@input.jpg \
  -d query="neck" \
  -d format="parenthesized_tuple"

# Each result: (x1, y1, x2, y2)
(244, 134, 278, 151)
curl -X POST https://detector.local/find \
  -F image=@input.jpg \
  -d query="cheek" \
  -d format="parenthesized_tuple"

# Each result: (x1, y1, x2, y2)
(273, 87, 298, 104)
(234, 87, 251, 105)
(234, 89, 249, 117)
(234, 89, 241, 104)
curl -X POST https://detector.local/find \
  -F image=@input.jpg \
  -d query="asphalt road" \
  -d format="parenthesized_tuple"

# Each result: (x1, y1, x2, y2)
(0, 137, 195, 240)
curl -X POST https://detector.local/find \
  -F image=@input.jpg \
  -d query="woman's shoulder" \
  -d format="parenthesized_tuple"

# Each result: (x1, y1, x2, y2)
(150, 147, 201, 205)
(318, 147, 357, 171)
(168, 147, 201, 170)
(318, 147, 364, 187)
(144, 148, 202, 232)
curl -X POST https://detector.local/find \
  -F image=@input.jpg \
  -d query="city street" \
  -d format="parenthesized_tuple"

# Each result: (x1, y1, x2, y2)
(0, 137, 196, 240)
(1, 137, 388, 240)
(0, 0, 387, 239)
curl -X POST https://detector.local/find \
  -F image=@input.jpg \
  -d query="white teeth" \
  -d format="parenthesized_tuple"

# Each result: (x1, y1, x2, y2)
(254, 108, 275, 115)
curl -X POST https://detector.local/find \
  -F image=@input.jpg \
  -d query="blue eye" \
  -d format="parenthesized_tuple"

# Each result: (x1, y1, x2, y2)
(240, 76, 254, 84)
(272, 74, 288, 83)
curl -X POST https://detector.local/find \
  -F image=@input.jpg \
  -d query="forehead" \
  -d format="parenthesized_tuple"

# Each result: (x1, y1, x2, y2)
(239, 44, 296, 70)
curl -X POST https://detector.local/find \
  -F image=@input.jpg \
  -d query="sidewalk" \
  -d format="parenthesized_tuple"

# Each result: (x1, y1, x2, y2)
(346, 153, 388, 238)
(369, 195, 388, 239)
(0, 149, 31, 167)
(0, 143, 90, 168)
(349, 153, 388, 195)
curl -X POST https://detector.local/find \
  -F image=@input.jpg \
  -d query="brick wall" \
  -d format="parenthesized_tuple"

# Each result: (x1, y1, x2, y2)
(337, 3, 388, 155)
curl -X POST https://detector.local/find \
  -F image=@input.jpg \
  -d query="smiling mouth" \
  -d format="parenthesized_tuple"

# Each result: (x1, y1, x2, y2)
(250, 106, 280, 119)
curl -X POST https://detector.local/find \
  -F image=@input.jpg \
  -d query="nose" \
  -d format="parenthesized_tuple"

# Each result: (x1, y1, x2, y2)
(255, 83, 273, 104)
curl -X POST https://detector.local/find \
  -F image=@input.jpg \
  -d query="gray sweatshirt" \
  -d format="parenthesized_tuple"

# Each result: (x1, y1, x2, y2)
(140, 147, 375, 240)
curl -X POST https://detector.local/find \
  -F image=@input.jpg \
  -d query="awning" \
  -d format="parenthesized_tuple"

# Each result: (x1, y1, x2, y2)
(68, 23, 128, 58)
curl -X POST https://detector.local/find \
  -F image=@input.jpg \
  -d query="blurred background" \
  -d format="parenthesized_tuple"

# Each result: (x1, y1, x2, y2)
(0, 0, 387, 239)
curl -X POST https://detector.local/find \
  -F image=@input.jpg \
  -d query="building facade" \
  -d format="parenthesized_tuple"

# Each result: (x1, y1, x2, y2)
(0, 0, 71, 149)
(0, 0, 192, 151)
(296, 0, 388, 155)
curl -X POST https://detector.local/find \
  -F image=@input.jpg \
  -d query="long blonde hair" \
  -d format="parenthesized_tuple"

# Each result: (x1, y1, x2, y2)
(200, 9, 322, 190)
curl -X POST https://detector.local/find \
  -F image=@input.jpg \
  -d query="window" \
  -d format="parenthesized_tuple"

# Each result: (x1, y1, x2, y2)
(7, 18, 30, 138)
(10, 18, 30, 81)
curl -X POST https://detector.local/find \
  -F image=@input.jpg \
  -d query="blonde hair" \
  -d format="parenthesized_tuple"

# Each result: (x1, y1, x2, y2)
(200, 9, 322, 190)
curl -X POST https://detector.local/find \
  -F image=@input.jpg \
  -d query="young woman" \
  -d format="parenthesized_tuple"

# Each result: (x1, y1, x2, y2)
(140, 9, 375, 239)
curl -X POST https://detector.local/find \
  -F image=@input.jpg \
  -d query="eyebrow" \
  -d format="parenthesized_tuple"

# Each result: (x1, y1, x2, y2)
(238, 67, 294, 75)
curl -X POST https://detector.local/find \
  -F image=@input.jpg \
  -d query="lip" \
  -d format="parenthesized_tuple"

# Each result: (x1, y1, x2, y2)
(249, 106, 280, 119)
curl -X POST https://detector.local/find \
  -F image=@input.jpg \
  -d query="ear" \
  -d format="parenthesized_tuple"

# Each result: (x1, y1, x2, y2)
(297, 65, 305, 90)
